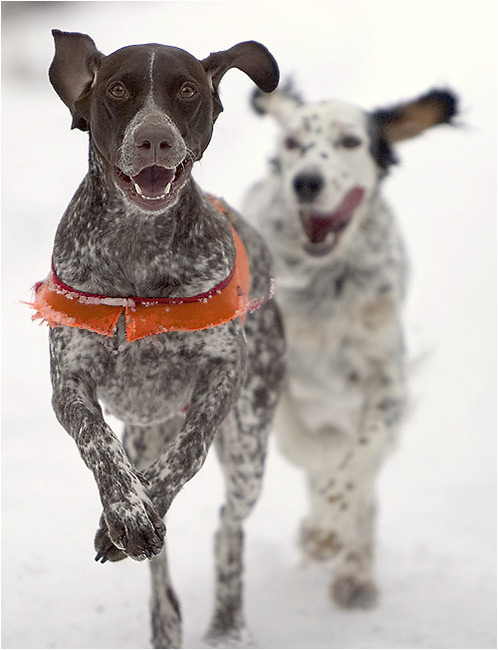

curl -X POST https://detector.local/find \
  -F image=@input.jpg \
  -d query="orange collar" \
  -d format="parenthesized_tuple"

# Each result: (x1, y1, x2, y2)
(28, 198, 252, 342)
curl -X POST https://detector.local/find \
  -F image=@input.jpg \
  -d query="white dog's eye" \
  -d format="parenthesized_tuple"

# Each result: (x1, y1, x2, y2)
(339, 134, 362, 149)
(284, 136, 300, 150)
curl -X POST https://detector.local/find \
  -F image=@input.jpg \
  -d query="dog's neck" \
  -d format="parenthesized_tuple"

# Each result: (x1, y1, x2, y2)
(52, 146, 235, 299)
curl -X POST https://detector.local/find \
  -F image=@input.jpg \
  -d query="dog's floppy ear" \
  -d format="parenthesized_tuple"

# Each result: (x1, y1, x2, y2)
(201, 41, 280, 120)
(371, 88, 458, 145)
(49, 29, 105, 131)
(251, 78, 303, 124)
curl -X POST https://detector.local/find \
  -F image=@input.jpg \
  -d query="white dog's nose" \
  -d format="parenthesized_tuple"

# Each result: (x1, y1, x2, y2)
(293, 172, 324, 202)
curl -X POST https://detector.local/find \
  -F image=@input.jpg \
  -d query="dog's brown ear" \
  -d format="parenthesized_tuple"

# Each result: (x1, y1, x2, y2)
(202, 41, 280, 119)
(371, 89, 458, 144)
(49, 29, 105, 131)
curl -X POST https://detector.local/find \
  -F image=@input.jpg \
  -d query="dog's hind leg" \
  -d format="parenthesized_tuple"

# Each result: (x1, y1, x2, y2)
(206, 305, 285, 648)
(205, 410, 265, 648)
(299, 463, 379, 609)
(299, 422, 388, 611)
(329, 364, 405, 609)
(330, 474, 378, 610)
(126, 419, 184, 649)
(148, 546, 182, 649)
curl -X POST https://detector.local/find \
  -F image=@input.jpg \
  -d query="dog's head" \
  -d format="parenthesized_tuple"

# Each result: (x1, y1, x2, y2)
(49, 30, 279, 212)
(253, 82, 457, 258)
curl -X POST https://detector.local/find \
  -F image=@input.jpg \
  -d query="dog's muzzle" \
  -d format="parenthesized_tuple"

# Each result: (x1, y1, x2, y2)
(115, 112, 193, 211)
(115, 157, 193, 210)
(299, 186, 366, 256)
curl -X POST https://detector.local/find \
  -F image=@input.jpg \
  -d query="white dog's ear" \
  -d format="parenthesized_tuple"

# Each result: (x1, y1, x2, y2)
(371, 88, 458, 144)
(251, 78, 303, 123)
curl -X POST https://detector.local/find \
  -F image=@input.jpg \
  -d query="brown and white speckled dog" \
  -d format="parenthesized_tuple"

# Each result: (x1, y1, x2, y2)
(243, 82, 457, 609)
(32, 30, 285, 648)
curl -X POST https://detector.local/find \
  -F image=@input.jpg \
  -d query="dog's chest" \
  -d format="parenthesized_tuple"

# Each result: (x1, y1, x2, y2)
(282, 273, 400, 380)
(98, 341, 192, 425)
(92, 319, 236, 426)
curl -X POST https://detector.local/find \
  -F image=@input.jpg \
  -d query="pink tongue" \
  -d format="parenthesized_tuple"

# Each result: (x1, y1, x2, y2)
(133, 166, 175, 197)
(303, 186, 365, 243)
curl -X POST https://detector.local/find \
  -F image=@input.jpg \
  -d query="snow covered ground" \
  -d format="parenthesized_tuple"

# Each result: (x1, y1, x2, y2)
(1, 2, 496, 648)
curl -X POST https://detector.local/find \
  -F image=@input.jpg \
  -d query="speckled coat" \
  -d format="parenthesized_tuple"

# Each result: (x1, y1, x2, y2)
(39, 30, 285, 649)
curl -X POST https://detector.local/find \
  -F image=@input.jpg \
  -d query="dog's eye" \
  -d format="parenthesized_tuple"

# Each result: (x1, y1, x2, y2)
(284, 136, 300, 150)
(178, 83, 198, 100)
(107, 82, 129, 100)
(339, 135, 362, 149)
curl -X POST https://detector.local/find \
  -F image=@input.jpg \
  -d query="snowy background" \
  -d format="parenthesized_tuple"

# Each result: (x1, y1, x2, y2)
(1, 1, 496, 648)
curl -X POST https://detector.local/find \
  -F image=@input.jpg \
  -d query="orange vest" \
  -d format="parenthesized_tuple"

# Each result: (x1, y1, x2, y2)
(28, 198, 253, 342)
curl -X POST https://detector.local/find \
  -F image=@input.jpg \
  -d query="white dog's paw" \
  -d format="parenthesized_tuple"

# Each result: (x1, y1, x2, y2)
(332, 575, 379, 609)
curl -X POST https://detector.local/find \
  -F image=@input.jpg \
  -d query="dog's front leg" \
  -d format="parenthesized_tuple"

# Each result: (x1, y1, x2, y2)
(50, 330, 166, 561)
(147, 340, 248, 518)
(95, 324, 248, 561)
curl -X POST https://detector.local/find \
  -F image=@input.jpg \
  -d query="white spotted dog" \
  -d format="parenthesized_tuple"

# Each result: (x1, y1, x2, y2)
(243, 83, 458, 608)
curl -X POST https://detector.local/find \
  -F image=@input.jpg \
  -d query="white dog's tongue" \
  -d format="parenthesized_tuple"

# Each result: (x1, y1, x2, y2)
(301, 186, 365, 244)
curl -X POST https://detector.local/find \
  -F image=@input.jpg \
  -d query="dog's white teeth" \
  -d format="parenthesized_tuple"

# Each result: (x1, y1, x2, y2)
(133, 181, 172, 200)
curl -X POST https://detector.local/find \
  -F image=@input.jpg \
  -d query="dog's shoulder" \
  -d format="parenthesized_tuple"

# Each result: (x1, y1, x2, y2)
(211, 196, 276, 299)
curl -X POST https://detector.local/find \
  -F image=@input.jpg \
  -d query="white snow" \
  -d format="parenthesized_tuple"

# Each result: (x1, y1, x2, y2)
(2, 2, 496, 649)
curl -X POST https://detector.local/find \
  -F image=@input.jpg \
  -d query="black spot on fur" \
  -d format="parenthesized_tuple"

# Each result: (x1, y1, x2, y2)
(251, 88, 268, 115)
(253, 386, 269, 409)
(367, 116, 398, 174)
(270, 157, 282, 173)
(284, 256, 299, 267)
(335, 274, 346, 296)
(251, 78, 303, 115)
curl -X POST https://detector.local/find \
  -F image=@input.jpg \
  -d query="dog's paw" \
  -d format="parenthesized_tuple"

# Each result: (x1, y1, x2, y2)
(97, 494, 166, 562)
(94, 516, 127, 563)
(331, 575, 379, 609)
(106, 500, 165, 561)
(299, 523, 343, 562)
(204, 626, 256, 649)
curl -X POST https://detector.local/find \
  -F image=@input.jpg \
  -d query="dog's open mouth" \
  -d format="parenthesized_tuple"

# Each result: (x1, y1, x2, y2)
(300, 186, 365, 257)
(115, 159, 193, 210)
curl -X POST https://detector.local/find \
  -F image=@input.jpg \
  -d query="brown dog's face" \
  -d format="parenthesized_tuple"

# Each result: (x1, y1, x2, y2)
(84, 45, 215, 158)
(79, 45, 214, 211)
(49, 30, 279, 211)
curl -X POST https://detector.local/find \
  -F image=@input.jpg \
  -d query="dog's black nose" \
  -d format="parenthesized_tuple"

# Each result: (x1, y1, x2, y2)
(293, 173, 324, 202)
